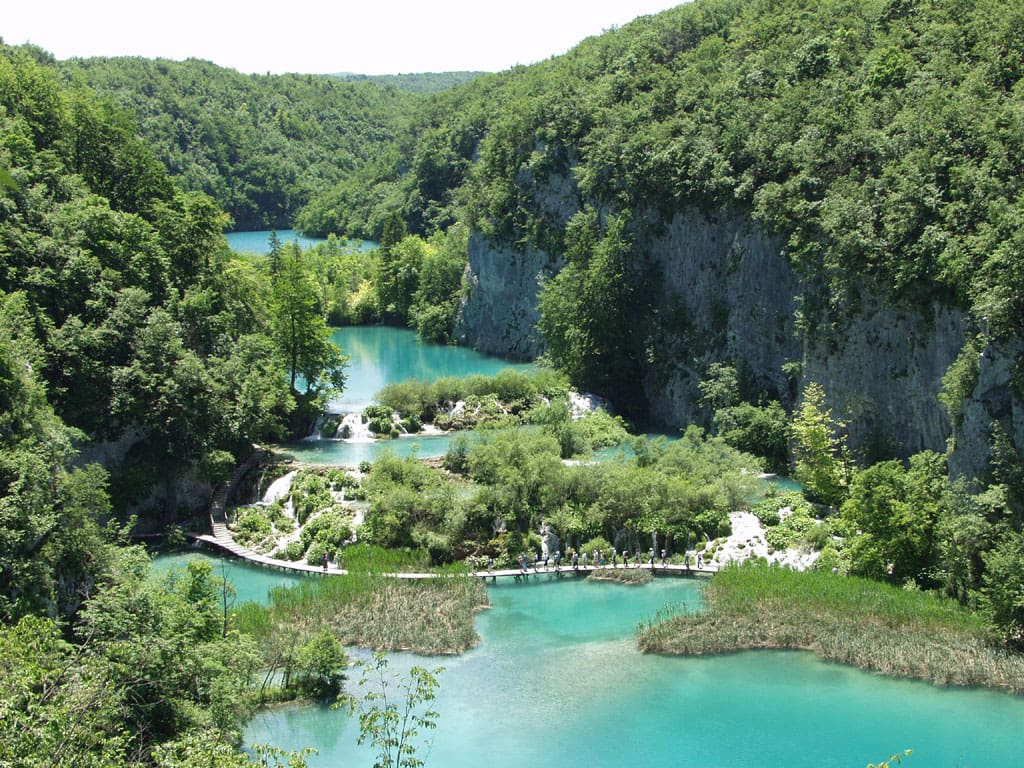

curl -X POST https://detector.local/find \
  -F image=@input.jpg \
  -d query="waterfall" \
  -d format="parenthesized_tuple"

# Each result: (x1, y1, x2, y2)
(304, 411, 329, 442)
(339, 412, 374, 442)
(261, 470, 297, 505)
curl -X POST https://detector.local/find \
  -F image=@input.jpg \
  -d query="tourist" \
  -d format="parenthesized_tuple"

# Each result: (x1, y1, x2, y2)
(649, 548, 655, 565)
(554, 551, 561, 571)
(684, 553, 690, 571)
(322, 551, 329, 571)
(623, 549, 630, 567)
(697, 553, 703, 569)
(581, 551, 588, 568)
(661, 548, 667, 565)
(572, 551, 579, 569)
(611, 548, 617, 567)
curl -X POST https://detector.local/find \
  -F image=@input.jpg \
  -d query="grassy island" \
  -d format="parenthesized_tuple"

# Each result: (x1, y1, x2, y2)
(235, 549, 489, 656)
(588, 567, 654, 585)
(637, 562, 1024, 693)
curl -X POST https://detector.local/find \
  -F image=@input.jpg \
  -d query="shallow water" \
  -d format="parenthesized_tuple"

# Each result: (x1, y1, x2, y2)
(150, 550, 307, 605)
(240, 568, 1024, 767)
(278, 325, 535, 463)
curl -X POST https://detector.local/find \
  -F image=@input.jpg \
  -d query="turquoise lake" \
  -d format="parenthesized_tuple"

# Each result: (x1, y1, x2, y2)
(277, 325, 534, 464)
(225, 229, 376, 254)
(156, 551, 1024, 767)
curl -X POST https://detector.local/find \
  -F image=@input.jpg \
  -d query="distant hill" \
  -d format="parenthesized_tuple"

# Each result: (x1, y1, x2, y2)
(63, 56, 419, 230)
(328, 71, 487, 93)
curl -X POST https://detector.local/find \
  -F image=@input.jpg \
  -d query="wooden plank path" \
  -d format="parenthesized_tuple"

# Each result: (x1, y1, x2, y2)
(191, 528, 718, 580)
(195, 448, 717, 579)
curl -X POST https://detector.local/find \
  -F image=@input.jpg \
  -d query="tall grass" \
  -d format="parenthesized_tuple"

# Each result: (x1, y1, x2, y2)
(235, 561, 487, 655)
(638, 562, 1024, 693)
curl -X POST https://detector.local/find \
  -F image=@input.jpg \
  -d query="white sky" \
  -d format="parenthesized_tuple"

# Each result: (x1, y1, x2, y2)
(4, 1, 685, 75)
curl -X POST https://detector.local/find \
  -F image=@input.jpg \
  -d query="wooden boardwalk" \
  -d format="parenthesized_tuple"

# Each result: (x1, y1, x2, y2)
(195, 449, 716, 579)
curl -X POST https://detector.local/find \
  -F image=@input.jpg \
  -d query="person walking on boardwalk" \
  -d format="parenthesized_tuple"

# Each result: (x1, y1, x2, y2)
(322, 551, 329, 571)
(572, 550, 579, 569)
(661, 548, 667, 566)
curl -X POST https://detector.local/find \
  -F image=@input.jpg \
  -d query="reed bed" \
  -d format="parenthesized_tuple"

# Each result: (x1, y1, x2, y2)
(637, 562, 1024, 693)
(588, 567, 654, 585)
(238, 568, 489, 655)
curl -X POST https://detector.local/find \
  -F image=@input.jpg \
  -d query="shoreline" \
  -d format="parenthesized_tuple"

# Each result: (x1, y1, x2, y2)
(637, 564, 1024, 695)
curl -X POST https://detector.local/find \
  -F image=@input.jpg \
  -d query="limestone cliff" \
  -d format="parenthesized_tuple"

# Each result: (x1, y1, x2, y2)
(455, 192, 1019, 473)
(454, 231, 557, 360)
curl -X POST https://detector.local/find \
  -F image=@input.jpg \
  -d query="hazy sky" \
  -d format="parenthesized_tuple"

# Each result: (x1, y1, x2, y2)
(4, 1, 684, 75)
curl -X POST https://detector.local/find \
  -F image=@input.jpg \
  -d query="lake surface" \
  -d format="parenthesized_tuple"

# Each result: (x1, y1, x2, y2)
(225, 229, 376, 254)
(277, 325, 534, 464)
(231, 556, 1024, 768)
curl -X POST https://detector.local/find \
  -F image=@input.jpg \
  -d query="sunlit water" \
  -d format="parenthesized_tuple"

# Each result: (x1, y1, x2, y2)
(150, 550, 306, 605)
(278, 326, 535, 464)
(225, 229, 377, 254)
(171, 547, 1020, 768)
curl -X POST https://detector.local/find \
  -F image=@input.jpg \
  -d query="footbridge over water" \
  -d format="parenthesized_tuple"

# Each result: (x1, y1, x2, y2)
(194, 448, 716, 579)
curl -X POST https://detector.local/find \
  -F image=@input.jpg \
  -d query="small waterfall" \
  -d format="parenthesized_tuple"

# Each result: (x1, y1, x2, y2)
(304, 412, 325, 442)
(339, 412, 374, 442)
(261, 470, 297, 505)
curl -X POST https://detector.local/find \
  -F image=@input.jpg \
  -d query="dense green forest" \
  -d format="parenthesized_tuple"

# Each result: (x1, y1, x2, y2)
(3, 0, 1024, 763)
(60, 55, 420, 230)
(288, 0, 1024, 648)
(329, 71, 486, 93)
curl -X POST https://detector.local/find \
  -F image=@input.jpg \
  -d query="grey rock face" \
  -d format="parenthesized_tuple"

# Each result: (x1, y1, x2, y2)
(456, 190, 1016, 477)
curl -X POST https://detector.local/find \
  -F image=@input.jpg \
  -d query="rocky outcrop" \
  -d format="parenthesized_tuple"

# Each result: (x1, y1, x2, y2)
(948, 336, 1024, 482)
(635, 206, 802, 429)
(455, 231, 558, 359)
(454, 176, 1021, 475)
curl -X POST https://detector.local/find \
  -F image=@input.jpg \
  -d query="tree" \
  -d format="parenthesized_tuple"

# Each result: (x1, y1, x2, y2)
(537, 210, 647, 412)
(338, 652, 443, 768)
(269, 248, 348, 401)
(841, 452, 946, 584)
(790, 382, 852, 507)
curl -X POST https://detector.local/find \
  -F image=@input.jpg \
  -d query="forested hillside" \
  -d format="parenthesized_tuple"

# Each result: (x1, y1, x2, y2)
(0, 43, 350, 522)
(313, 0, 1023, 465)
(330, 71, 486, 93)
(61, 55, 419, 230)
(293, 0, 1024, 641)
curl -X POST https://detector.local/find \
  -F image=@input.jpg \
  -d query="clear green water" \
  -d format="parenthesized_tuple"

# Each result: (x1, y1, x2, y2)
(150, 550, 306, 605)
(225, 229, 327, 253)
(193, 547, 1023, 768)
(225, 229, 378, 254)
(278, 325, 534, 464)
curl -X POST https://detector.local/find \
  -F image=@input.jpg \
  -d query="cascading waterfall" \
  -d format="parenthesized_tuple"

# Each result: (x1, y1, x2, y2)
(338, 413, 374, 442)
(261, 470, 297, 505)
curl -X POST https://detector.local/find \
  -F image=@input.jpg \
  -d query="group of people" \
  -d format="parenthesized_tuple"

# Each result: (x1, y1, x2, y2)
(507, 547, 706, 573)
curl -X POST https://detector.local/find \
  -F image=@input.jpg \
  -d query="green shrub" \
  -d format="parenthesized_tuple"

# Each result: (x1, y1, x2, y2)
(363, 405, 395, 435)
(306, 540, 329, 566)
(274, 540, 306, 561)
(580, 536, 613, 559)
(301, 509, 353, 551)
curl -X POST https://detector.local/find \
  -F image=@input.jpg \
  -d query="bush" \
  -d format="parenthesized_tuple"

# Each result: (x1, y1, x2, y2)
(301, 509, 353, 551)
(363, 405, 395, 435)
(307, 540, 330, 566)
(274, 540, 306, 561)
(580, 536, 613, 559)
